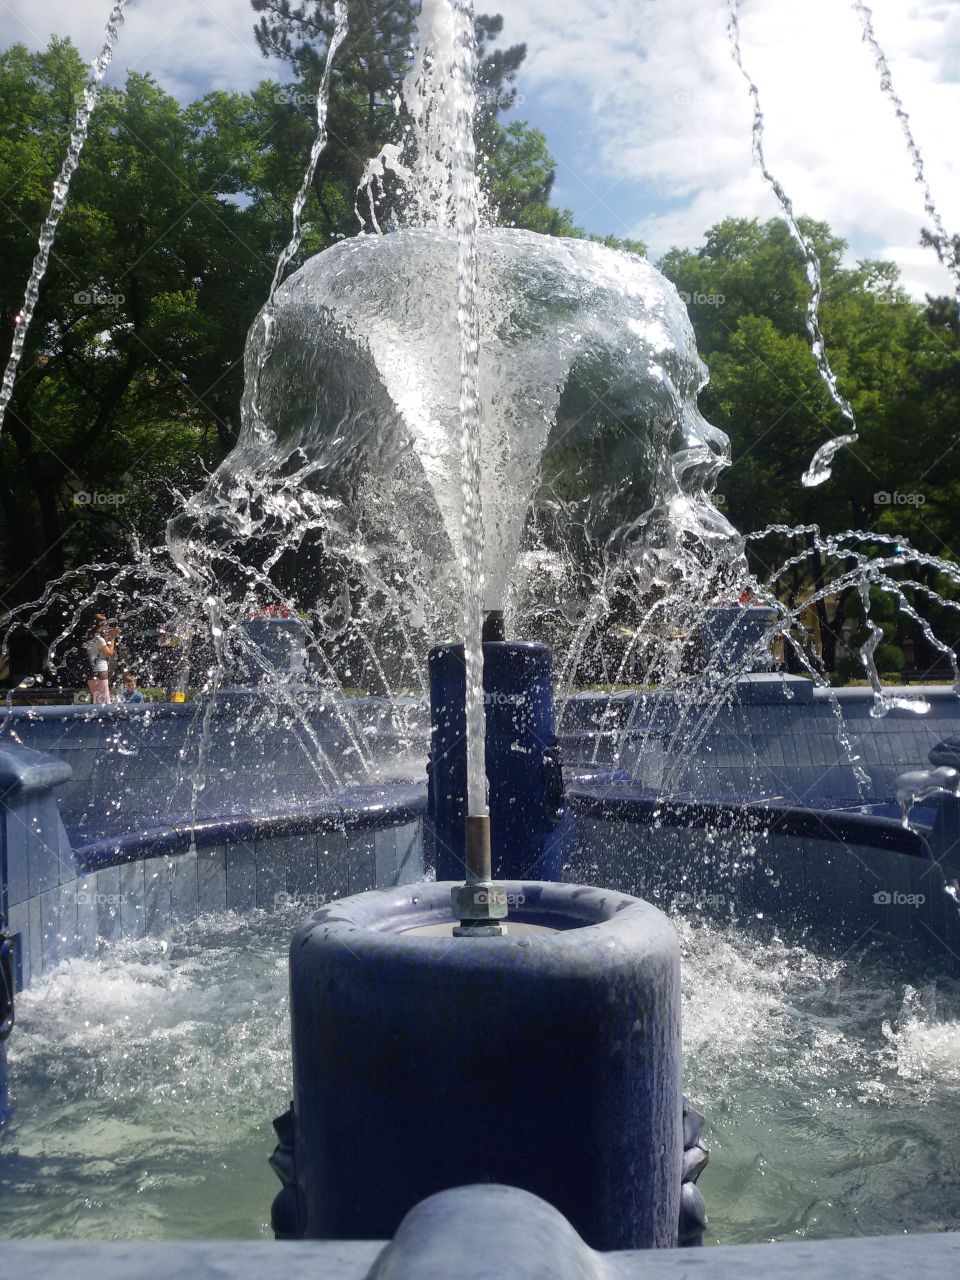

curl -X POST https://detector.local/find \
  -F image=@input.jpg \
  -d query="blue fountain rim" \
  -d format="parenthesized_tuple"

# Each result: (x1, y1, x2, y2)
(72, 781, 428, 872)
(566, 783, 930, 858)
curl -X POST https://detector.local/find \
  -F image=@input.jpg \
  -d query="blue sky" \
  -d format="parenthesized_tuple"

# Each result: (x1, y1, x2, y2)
(3, 0, 959, 297)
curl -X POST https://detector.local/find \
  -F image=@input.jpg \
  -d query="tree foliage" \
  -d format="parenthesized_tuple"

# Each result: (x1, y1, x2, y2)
(250, 1, 579, 235)
(658, 217, 960, 563)
(1, 21, 957, 675)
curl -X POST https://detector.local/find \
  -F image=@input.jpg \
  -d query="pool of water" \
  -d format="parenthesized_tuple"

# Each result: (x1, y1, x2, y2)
(1, 908, 959, 1243)
(0, 913, 292, 1239)
(678, 917, 960, 1244)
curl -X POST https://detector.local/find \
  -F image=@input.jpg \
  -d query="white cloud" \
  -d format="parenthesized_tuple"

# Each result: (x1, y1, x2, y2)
(496, 0, 960, 297)
(3, 0, 959, 297)
(1, 0, 269, 101)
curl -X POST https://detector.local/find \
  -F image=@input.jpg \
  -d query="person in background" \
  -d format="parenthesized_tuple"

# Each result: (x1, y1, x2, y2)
(120, 671, 145, 704)
(83, 614, 118, 704)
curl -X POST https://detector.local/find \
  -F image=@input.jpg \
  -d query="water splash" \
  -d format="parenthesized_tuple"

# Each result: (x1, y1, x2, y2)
(557, 517, 960, 799)
(246, 1, 349, 444)
(802, 433, 860, 488)
(726, 0, 859, 487)
(6, 912, 960, 1240)
(852, 1, 960, 299)
(895, 767, 960, 828)
(0, 0, 128, 437)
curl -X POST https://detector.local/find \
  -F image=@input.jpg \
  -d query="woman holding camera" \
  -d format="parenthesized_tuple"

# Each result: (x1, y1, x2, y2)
(83, 613, 119, 704)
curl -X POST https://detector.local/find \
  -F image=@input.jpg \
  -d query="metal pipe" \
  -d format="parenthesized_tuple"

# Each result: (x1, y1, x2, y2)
(465, 812, 492, 883)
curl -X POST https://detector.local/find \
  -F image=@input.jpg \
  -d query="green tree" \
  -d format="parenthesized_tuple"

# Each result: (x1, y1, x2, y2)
(659, 217, 960, 563)
(250, 1, 579, 235)
(0, 42, 291, 600)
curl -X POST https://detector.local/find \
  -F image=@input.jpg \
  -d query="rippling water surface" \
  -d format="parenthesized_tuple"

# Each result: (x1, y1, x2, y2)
(2, 910, 960, 1243)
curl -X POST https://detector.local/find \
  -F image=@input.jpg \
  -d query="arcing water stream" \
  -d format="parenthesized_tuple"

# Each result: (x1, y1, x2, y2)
(0, 1, 128, 438)
(246, 1, 350, 446)
(726, 0, 859, 489)
(852, 0, 960, 302)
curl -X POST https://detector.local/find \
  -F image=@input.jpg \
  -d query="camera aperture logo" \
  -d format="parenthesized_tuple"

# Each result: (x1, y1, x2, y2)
(74, 491, 126, 506)
(73, 288, 125, 307)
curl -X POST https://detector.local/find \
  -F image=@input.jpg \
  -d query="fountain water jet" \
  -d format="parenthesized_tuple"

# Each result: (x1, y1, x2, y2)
(726, 0, 859, 488)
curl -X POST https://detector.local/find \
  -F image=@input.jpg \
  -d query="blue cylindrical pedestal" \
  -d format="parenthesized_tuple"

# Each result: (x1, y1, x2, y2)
(274, 880, 683, 1249)
(700, 605, 776, 677)
(427, 641, 568, 881)
(235, 617, 309, 684)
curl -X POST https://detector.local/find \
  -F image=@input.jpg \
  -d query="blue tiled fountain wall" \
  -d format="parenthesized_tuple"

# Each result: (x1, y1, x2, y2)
(0, 693, 426, 991)
(560, 679, 960, 967)
(0, 693, 427, 841)
(2, 806, 423, 992)
(4, 677, 960, 991)
(558, 679, 960, 807)
(567, 788, 960, 967)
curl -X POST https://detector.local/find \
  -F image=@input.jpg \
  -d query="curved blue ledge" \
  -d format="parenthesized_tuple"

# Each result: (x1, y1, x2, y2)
(73, 782, 428, 872)
(567, 783, 930, 858)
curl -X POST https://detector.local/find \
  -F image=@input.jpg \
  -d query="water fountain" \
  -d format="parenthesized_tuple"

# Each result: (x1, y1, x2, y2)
(2, 0, 960, 1271)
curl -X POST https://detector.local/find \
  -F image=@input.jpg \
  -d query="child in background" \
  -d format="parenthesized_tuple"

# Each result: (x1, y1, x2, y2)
(120, 672, 145, 704)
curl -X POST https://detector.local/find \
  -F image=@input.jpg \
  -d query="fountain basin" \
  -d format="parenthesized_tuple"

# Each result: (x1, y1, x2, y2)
(279, 880, 682, 1249)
